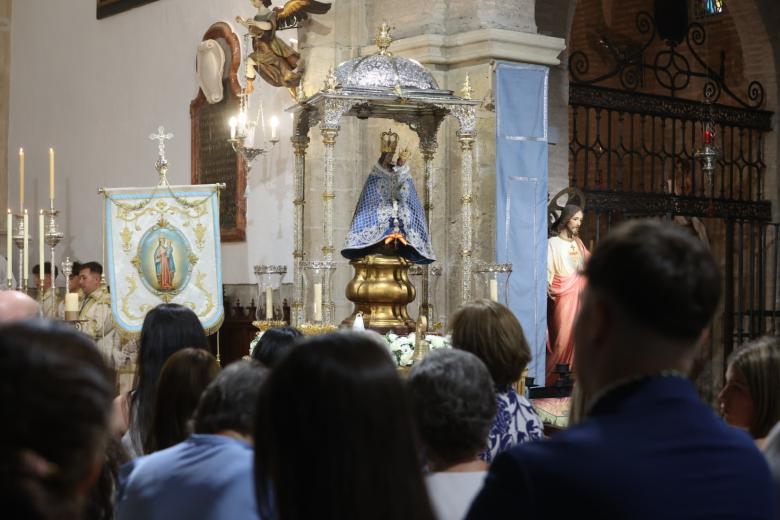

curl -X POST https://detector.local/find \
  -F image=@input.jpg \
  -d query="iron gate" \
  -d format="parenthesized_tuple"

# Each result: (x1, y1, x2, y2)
(567, 11, 777, 399)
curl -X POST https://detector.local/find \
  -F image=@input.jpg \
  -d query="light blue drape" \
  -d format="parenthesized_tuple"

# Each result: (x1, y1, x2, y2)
(495, 62, 549, 384)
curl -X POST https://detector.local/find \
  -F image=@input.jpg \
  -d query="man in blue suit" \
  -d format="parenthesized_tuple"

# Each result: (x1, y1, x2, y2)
(467, 220, 777, 519)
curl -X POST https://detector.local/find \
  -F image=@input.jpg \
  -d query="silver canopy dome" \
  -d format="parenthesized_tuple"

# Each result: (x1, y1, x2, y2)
(334, 54, 439, 91)
(332, 23, 438, 92)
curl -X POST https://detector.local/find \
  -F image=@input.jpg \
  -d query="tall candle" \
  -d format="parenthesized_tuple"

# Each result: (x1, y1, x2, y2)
(5, 209, 11, 285)
(19, 148, 24, 211)
(489, 278, 499, 302)
(39, 210, 44, 287)
(270, 116, 279, 141)
(265, 287, 273, 320)
(23, 210, 28, 282)
(313, 282, 323, 322)
(49, 148, 55, 201)
(64, 292, 79, 320)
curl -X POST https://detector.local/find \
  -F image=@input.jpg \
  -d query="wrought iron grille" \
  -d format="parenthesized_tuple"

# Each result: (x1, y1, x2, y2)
(567, 9, 776, 398)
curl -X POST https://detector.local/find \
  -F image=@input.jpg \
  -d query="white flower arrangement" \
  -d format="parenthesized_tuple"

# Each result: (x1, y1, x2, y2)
(385, 332, 451, 367)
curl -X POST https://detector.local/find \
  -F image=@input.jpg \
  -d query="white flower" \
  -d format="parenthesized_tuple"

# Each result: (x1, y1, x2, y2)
(398, 345, 415, 366)
(427, 335, 448, 349)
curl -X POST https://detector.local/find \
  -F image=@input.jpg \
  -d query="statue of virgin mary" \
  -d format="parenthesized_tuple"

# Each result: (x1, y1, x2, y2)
(341, 131, 435, 264)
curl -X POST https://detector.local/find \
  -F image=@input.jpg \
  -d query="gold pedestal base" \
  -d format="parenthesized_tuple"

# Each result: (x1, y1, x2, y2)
(342, 254, 416, 334)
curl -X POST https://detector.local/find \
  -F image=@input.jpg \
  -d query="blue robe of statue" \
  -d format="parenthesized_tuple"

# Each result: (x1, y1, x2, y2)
(342, 162, 435, 264)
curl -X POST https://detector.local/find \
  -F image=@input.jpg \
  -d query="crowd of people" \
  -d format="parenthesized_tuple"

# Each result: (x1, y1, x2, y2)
(2, 220, 780, 519)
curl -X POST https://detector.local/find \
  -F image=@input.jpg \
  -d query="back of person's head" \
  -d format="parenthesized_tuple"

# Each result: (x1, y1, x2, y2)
(132, 303, 210, 454)
(0, 290, 41, 323)
(251, 326, 303, 367)
(724, 336, 780, 439)
(193, 360, 268, 436)
(254, 331, 435, 520)
(449, 299, 531, 386)
(0, 320, 113, 520)
(408, 349, 496, 470)
(145, 348, 221, 453)
(584, 219, 720, 342)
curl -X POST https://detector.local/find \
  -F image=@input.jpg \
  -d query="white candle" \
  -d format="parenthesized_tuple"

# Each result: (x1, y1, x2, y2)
(6, 209, 11, 285)
(19, 148, 24, 211)
(270, 115, 279, 141)
(65, 292, 79, 311)
(238, 111, 247, 134)
(38, 210, 44, 287)
(229, 117, 237, 139)
(23, 210, 28, 282)
(49, 148, 55, 201)
(265, 287, 273, 320)
(489, 278, 499, 302)
(313, 282, 323, 322)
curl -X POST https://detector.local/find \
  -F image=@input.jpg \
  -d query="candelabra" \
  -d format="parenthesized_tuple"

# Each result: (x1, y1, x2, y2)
(228, 93, 279, 172)
(12, 213, 27, 291)
(45, 202, 64, 299)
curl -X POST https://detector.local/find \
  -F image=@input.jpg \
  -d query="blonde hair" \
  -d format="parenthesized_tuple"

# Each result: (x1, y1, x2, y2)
(449, 299, 531, 386)
(728, 336, 780, 438)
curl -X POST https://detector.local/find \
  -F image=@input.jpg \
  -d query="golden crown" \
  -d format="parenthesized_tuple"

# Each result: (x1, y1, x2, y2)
(398, 147, 411, 161)
(381, 130, 399, 153)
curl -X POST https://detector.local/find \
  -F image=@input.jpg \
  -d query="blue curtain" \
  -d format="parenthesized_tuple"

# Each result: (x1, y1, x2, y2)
(495, 62, 549, 384)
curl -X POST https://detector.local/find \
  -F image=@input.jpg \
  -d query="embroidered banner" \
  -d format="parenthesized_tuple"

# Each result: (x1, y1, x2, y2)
(104, 184, 224, 336)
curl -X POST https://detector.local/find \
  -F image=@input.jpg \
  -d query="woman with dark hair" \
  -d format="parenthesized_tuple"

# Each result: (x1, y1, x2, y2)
(449, 299, 543, 462)
(145, 348, 221, 453)
(0, 320, 114, 520)
(113, 303, 210, 458)
(254, 331, 436, 520)
(250, 326, 302, 367)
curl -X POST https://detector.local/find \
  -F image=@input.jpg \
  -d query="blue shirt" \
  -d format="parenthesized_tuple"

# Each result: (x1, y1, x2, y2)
(117, 434, 260, 520)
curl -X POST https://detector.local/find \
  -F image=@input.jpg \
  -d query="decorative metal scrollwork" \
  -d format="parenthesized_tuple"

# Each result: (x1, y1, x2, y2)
(569, 11, 765, 109)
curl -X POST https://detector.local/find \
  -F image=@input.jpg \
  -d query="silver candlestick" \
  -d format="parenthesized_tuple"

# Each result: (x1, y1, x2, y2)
(61, 257, 72, 282)
(45, 201, 64, 303)
(12, 213, 26, 292)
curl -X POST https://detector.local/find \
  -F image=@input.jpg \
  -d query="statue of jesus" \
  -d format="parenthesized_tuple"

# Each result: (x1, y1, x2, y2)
(546, 205, 589, 384)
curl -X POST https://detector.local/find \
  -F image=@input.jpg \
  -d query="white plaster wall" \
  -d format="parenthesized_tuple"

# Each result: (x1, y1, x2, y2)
(7, 0, 294, 283)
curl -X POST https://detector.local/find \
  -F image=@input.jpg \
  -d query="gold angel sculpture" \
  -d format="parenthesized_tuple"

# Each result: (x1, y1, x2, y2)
(237, 0, 332, 97)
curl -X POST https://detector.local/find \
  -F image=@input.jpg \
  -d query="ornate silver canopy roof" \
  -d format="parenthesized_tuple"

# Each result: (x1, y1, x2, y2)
(334, 54, 438, 91)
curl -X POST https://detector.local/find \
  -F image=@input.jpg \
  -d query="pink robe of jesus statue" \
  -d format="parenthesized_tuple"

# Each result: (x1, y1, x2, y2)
(546, 235, 589, 384)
